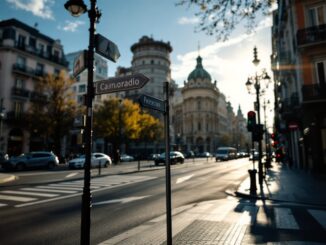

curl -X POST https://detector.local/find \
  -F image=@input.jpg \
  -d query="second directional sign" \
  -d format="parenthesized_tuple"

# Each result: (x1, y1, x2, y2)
(95, 73, 149, 94)
(139, 94, 166, 113)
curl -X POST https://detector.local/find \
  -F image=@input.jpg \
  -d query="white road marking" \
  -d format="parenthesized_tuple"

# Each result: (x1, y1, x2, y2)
(65, 172, 79, 178)
(308, 209, 326, 229)
(37, 185, 82, 191)
(274, 207, 299, 230)
(176, 174, 194, 184)
(0, 194, 37, 202)
(93, 196, 150, 206)
(0, 175, 156, 208)
(21, 188, 77, 194)
(1, 190, 58, 197)
(0, 203, 8, 207)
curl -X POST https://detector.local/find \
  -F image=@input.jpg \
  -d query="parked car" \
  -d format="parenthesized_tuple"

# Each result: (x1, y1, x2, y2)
(154, 151, 185, 166)
(197, 152, 212, 158)
(3, 151, 59, 170)
(68, 153, 112, 169)
(0, 152, 9, 168)
(184, 151, 195, 158)
(148, 153, 160, 160)
(215, 147, 237, 161)
(120, 154, 134, 162)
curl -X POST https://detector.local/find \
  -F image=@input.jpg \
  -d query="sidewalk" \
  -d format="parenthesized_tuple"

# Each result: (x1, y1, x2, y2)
(236, 162, 326, 206)
(100, 161, 326, 244)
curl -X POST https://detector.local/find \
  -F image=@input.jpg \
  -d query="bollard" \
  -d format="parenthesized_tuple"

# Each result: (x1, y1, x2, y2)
(248, 169, 257, 195)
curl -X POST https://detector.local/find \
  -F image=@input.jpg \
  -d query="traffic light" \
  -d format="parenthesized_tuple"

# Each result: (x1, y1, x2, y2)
(247, 111, 256, 132)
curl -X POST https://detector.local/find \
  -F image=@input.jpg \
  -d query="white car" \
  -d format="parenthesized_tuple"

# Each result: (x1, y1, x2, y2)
(68, 153, 112, 169)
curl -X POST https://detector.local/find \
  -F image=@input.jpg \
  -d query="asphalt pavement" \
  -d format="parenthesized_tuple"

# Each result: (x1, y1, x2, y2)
(1, 160, 326, 244)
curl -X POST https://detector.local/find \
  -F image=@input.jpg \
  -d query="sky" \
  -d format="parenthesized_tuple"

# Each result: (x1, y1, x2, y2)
(0, 0, 275, 128)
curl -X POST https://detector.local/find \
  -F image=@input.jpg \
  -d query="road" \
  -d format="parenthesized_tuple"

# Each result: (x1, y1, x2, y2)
(0, 158, 251, 244)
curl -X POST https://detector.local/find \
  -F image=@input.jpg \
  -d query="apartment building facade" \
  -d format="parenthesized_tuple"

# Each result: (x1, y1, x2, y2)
(272, 0, 326, 171)
(0, 18, 68, 156)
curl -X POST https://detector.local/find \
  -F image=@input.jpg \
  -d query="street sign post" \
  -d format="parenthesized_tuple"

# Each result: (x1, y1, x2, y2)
(138, 94, 165, 113)
(73, 50, 87, 77)
(95, 33, 120, 63)
(94, 73, 149, 94)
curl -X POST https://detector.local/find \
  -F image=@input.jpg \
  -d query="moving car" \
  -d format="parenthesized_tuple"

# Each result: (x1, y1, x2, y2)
(154, 151, 185, 166)
(68, 153, 112, 169)
(3, 151, 59, 170)
(215, 147, 237, 161)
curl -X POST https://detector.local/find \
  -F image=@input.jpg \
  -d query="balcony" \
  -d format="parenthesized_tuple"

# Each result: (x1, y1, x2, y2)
(12, 64, 45, 78)
(5, 111, 27, 126)
(297, 24, 326, 47)
(302, 84, 326, 102)
(11, 87, 30, 98)
(0, 41, 68, 67)
(30, 92, 48, 103)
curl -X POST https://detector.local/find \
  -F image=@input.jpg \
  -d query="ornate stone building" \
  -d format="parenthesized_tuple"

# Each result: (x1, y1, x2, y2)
(171, 55, 250, 154)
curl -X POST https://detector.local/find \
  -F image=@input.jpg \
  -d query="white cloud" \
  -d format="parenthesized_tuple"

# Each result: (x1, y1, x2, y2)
(178, 16, 200, 25)
(6, 0, 54, 19)
(59, 20, 85, 32)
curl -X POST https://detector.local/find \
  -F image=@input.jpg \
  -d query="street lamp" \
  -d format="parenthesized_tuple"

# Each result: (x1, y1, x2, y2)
(64, 0, 101, 244)
(246, 47, 270, 187)
(263, 99, 272, 170)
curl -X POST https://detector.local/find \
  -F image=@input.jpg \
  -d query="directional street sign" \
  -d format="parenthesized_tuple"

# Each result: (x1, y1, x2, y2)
(94, 73, 149, 95)
(73, 50, 87, 77)
(139, 94, 166, 113)
(95, 33, 120, 63)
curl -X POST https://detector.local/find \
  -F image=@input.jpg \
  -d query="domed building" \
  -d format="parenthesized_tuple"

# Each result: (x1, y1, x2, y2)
(172, 55, 222, 153)
(171, 55, 250, 154)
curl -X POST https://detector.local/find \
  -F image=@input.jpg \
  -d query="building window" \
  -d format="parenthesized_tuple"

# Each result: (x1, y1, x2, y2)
(16, 56, 26, 68)
(78, 95, 84, 103)
(54, 68, 60, 76)
(13, 101, 23, 117)
(17, 34, 26, 48)
(38, 43, 44, 55)
(197, 101, 201, 110)
(79, 84, 86, 93)
(36, 63, 44, 76)
(308, 4, 326, 27)
(316, 60, 326, 85)
(15, 78, 24, 89)
(198, 122, 201, 131)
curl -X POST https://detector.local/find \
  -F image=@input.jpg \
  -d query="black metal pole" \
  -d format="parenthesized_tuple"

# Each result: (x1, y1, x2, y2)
(164, 81, 172, 245)
(81, 1, 96, 244)
(255, 77, 264, 187)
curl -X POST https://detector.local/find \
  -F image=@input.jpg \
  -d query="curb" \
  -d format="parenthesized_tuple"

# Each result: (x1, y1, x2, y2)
(234, 190, 326, 207)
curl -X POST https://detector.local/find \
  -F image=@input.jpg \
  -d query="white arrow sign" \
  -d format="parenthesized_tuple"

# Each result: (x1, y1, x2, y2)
(93, 196, 150, 206)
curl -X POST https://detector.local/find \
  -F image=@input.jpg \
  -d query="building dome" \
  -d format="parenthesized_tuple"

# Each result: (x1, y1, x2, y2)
(187, 56, 211, 81)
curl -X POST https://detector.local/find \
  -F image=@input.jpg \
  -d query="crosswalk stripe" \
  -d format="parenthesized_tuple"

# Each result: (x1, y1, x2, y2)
(0, 194, 37, 202)
(308, 209, 326, 229)
(21, 188, 77, 194)
(1, 190, 59, 197)
(37, 185, 82, 191)
(274, 207, 299, 230)
(0, 203, 8, 207)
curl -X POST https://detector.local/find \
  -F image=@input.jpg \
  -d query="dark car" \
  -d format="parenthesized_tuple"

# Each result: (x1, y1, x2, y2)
(154, 151, 185, 166)
(0, 152, 9, 167)
(184, 151, 195, 158)
(197, 152, 212, 158)
(3, 151, 59, 171)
